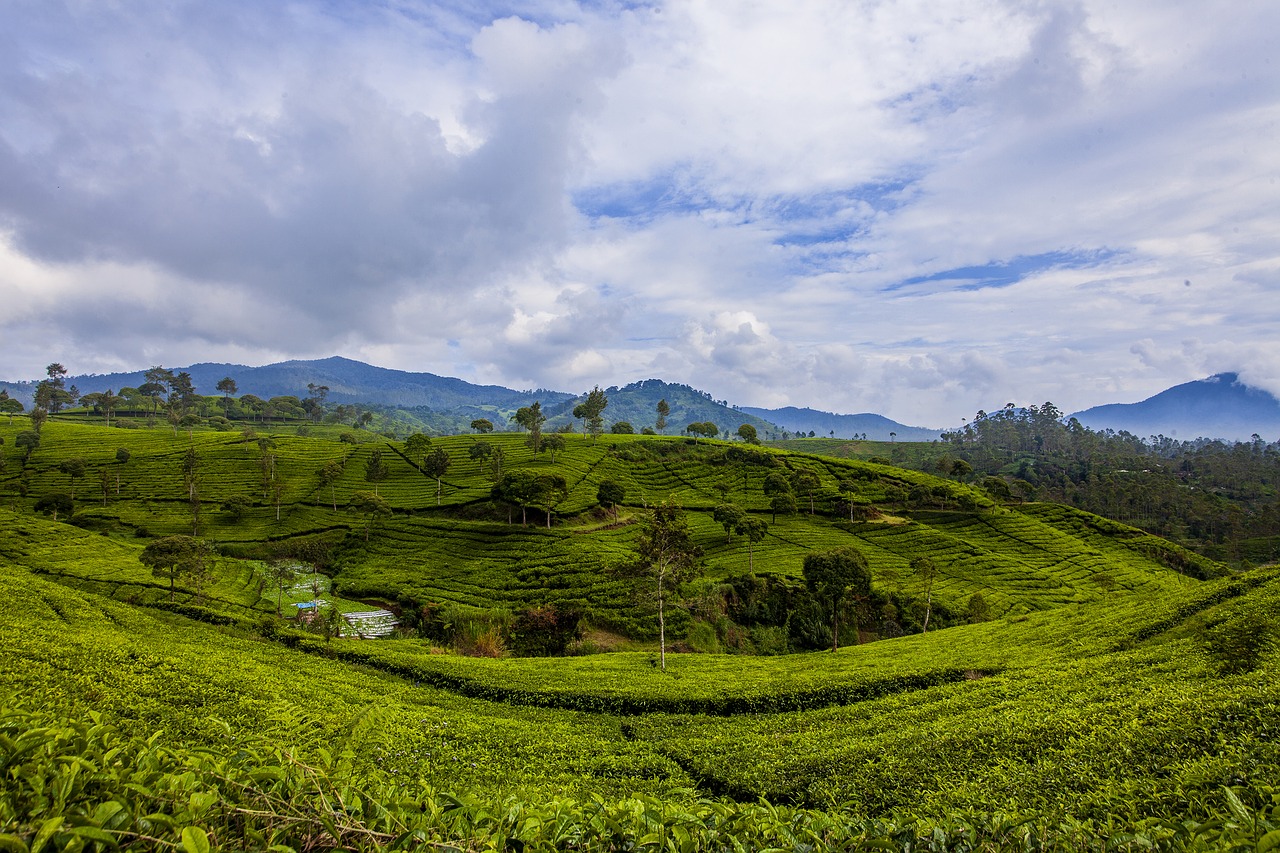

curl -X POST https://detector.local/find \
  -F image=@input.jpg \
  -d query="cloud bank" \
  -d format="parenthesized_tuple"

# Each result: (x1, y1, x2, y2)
(2, 0, 1277, 425)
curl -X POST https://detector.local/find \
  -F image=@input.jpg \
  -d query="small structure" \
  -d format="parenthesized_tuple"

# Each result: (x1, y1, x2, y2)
(342, 609, 399, 639)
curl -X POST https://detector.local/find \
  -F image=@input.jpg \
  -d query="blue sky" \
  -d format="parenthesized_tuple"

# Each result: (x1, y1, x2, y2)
(1, 0, 1278, 426)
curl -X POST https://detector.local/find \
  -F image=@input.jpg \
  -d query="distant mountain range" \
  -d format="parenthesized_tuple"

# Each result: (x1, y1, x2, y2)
(738, 406, 941, 442)
(1071, 373, 1280, 442)
(5, 359, 1278, 443)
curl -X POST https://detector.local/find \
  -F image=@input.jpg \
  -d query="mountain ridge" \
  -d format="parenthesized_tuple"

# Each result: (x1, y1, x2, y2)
(1071, 372, 1280, 442)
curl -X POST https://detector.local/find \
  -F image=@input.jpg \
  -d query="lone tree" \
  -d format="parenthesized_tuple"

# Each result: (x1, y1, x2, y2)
(597, 480, 625, 522)
(470, 418, 494, 434)
(712, 503, 746, 544)
(736, 423, 759, 444)
(351, 490, 392, 541)
(531, 473, 568, 529)
(736, 515, 768, 572)
(513, 402, 547, 453)
(140, 535, 213, 602)
(317, 459, 344, 511)
(0, 392, 24, 424)
(404, 433, 432, 469)
(542, 432, 566, 463)
(630, 498, 703, 672)
(655, 399, 670, 434)
(34, 493, 74, 523)
(792, 470, 820, 514)
(58, 458, 88, 500)
(364, 448, 389, 496)
(582, 385, 609, 442)
(216, 377, 238, 416)
(492, 470, 538, 526)
(469, 441, 493, 472)
(264, 559, 298, 616)
(803, 545, 872, 652)
(422, 447, 452, 506)
(912, 556, 940, 633)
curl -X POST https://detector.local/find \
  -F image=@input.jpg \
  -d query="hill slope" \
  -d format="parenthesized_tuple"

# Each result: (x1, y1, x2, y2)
(1072, 372, 1280, 441)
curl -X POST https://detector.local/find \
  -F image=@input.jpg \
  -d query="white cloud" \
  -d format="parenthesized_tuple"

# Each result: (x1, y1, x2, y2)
(1, 0, 1277, 427)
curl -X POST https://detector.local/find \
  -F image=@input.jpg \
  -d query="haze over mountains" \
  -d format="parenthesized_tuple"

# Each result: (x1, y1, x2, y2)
(4, 359, 1279, 443)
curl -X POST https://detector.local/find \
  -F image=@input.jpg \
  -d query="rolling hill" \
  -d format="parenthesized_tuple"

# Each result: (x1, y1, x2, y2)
(740, 405, 941, 441)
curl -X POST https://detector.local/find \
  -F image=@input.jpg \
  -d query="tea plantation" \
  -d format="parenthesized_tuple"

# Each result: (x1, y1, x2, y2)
(1, 414, 1278, 850)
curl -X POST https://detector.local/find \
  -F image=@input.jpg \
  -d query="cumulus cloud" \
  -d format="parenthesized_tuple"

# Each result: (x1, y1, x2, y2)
(1, 0, 1277, 426)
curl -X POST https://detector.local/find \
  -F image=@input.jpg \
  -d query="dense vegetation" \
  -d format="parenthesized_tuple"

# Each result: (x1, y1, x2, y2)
(2, 399, 1279, 850)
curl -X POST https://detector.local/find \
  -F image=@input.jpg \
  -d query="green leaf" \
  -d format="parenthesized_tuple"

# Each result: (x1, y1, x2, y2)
(181, 826, 211, 853)
(70, 826, 118, 848)
(30, 816, 64, 853)
(0, 833, 29, 853)
(1258, 829, 1280, 853)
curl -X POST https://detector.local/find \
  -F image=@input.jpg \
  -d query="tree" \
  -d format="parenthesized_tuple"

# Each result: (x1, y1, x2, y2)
(470, 418, 494, 434)
(912, 556, 939, 633)
(351, 490, 391, 541)
(114, 448, 130, 496)
(34, 363, 71, 414)
(182, 448, 203, 535)
(655, 399, 670, 434)
(222, 495, 251, 521)
(951, 459, 973, 481)
(542, 433, 566, 463)
(0, 394, 24, 424)
(264, 560, 298, 616)
(469, 441, 493, 473)
(404, 433, 432, 469)
(422, 447, 452, 506)
(582, 385, 608, 442)
(792, 470, 820, 514)
(29, 408, 48, 433)
(736, 515, 768, 572)
(712, 503, 746, 544)
(597, 480, 625, 522)
(803, 546, 871, 651)
(99, 466, 111, 506)
(687, 422, 718, 442)
(531, 473, 568, 529)
(34, 493, 74, 522)
(168, 371, 197, 415)
(216, 377, 238, 416)
(611, 421, 634, 435)
(15, 431, 40, 460)
(304, 384, 329, 422)
(317, 460, 344, 511)
(364, 449, 389, 496)
(513, 403, 546, 452)
(967, 593, 991, 623)
(736, 424, 759, 444)
(631, 498, 702, 671)
(140, 535, 212, 602)
(58, 458, 88, 499)
(492, 470, 538, 526)
(763, 471, 795, 522)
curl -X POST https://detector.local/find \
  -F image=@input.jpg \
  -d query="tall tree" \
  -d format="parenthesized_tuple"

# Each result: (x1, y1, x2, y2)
(792, 470, 820, 514)
(216, 377, 238, 416)
(491, 470, 537, 526)
(34, 493, 74, 522)
(351, 491, 391, 541)
(803, 546, 871, 651)
(597, 480, 625, 522)
(513, 402, 546, 453)
(317, 459, 344, 511)
(304, 383, 329, 422)
(58, 458, 88, 499)
(469, 441, 493, 472)
(140, 535, 212, 602)
(736, 424, 759, 444)
(712, 503, 746, 544)
(404, 433, 432, 469)
(264, 560, 298, 616)
(532, 473, 568, 529)
(630, 498, 703, 672)
(655, 399, 670, 434)
(422, 447, 452, 506)
(911, 556, 940, 633)
(736, 515, 768, 572)
(542, 433, 566, 463)
(364, 448, 389, 496)
(582, 386, 609, 442)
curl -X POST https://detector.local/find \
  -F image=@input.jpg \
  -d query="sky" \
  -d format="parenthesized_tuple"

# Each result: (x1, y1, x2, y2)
(2, 0, 1278, 427)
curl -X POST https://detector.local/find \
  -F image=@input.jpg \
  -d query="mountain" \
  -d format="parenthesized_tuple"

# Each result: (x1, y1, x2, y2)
(739, 405, 941, 441)
(1071, 373, 1280, 442)
(3, 357, 573, 411)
